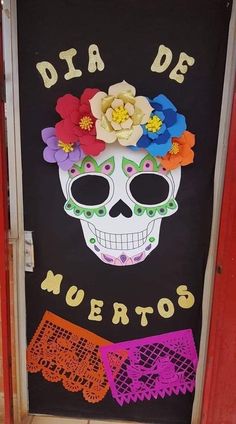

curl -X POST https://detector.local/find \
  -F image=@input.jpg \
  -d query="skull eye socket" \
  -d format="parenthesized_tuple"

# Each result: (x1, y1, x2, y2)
(70, 174, 111, 207)
(128, 173, 170, 206)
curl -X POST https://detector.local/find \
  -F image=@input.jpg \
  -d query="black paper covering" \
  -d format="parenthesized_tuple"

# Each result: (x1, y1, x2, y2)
(17, 0, 232, 422)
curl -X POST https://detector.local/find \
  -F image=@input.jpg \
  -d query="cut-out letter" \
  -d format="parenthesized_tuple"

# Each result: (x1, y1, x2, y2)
(157, 298, 175, 318)
(88, 44, 105, 73)
(151, 44, 173, 73)
(41, 270, 62, 295)
(36, 61, 58, 88)
(135, 306, 154, 327)
(59, 48, 82, 80)
(88, 299, 104, 321)
(112, 302, 129, 325)
(169, 52, 195, 83)
(177, 285, 195, 309)
(66, 285, 85, 307)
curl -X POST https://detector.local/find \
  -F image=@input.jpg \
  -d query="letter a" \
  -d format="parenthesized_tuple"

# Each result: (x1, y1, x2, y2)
(88, 44, 105, 73)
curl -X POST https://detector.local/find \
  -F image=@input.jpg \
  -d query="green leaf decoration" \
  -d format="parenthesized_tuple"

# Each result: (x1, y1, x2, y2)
(122, 157, 140, 177)
(70, 164, 81, 175)
(80, 156, 100, 173)
(98, 157, 115, 176)
(69, 156, 115, 176)
(139, 155, 160, 172)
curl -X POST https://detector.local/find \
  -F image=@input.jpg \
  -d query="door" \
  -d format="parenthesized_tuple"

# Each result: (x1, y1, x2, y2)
(14, 1, 233, 422)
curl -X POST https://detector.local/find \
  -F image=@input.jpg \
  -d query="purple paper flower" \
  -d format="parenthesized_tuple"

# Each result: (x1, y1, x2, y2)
(42, 127, 84, 171)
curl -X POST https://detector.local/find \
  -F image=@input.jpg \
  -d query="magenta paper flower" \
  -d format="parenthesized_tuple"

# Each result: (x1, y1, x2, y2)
(42, 127, 84, 171)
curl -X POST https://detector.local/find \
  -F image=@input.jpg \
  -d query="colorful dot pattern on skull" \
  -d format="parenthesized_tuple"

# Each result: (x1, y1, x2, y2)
(69, 156, 115, 177)
(122, 155, 160, 177)
(134, 199, 178, 217)
(65, 199, 107, 218)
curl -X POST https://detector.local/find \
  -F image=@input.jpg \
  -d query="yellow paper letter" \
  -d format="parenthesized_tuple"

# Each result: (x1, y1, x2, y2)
(66, 285, 85, 307)
(88, 299, 104, 321)
(169, 52, 195, 83)
(36, 61, 58, 88)
(135, 306, 154, 327)
(88, 44, 105, 73)
(112, 302, 129, 325)
(59, 48, 82, 80)
(41, 270, 62, 295)
(157, 298, 175, 318)
(151, 44, 173, 73)
(177, 285, 195, 309)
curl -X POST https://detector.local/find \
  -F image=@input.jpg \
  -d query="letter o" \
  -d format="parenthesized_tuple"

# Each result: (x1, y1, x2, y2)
(157, 298, 175, 318)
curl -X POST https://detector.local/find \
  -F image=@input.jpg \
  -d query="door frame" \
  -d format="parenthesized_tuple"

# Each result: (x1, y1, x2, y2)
(0, 3, 13, 423)
(201, 89, 236, 423)
(191, 1, 236, 421)
(2, 0, 236, 422)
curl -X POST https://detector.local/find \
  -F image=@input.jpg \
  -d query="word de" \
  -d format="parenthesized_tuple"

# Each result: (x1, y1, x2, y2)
(151, 44, 195, 83)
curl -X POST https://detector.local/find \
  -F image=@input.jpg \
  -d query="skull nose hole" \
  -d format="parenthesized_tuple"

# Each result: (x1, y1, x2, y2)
(109, 200, 133, 218)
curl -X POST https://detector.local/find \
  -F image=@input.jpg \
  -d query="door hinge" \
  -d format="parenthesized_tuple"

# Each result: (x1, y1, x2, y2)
(24, 231, 35, 272)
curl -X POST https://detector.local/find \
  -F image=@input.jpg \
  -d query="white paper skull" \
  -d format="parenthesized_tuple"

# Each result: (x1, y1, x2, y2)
(59, 144, 181, 266)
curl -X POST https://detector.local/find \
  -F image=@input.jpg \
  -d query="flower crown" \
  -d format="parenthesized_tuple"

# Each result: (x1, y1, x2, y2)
(42, 80, 195, 171)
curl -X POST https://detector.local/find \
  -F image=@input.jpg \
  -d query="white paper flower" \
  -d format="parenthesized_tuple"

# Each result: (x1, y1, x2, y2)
(90, 81, 153, 147)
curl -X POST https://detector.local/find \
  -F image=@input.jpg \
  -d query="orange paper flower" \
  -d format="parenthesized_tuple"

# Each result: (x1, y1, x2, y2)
(159, 131, 195, 170)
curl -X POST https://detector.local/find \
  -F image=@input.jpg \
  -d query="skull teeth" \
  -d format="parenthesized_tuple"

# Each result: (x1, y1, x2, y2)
(88, 223, 154, 250)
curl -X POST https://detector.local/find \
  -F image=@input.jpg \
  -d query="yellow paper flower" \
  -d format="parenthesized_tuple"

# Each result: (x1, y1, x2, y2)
(89, 81, 153, 146)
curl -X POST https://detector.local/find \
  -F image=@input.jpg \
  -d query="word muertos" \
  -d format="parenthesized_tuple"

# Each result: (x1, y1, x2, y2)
(41, 272, 195, 326)
(36, 44, 195, 88)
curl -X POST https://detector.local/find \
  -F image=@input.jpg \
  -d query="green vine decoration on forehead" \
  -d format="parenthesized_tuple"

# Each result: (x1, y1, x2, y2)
(122, 154, 160, 177)
(69, 156, 115, 177)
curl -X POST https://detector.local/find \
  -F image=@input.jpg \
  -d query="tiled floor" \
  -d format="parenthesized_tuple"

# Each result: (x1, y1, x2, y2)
(31, 418, 137, 424)
(31, 418, 88, 424)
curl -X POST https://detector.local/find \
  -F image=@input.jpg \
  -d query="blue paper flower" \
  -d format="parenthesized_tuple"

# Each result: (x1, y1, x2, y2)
(135, 94, 187, 157)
